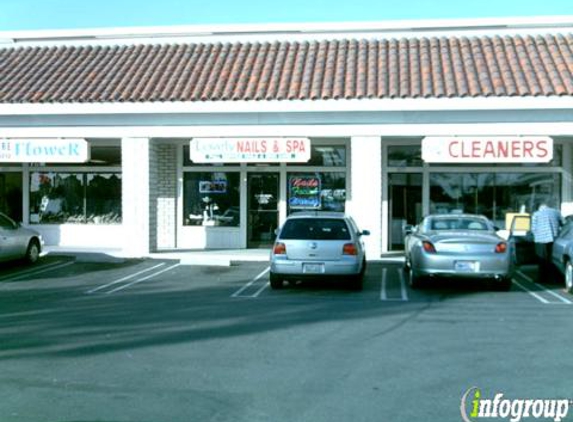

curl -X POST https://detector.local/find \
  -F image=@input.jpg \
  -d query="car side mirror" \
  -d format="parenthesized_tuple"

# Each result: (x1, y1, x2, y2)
(404, 224, 414, 235)
(359, 230, 370, 236)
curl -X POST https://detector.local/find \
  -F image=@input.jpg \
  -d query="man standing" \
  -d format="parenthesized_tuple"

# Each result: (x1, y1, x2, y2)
(531, 202, 563, 282)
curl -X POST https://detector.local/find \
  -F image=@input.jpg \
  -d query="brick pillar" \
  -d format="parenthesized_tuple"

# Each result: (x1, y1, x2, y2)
(121, 137, 152, 257)
(154, 144, 177, 249)
(349, 136, 382, 259)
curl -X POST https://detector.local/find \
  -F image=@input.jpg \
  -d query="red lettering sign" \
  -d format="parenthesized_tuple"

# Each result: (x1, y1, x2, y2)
(423, 137, 553, 163)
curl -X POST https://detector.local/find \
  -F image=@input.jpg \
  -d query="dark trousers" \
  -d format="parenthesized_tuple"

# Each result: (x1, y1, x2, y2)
(535, 242, 555, 282)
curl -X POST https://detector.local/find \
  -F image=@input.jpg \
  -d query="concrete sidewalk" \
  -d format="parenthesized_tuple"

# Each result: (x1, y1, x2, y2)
(43, 245, 271, 266)
(43, 246, 404, 266)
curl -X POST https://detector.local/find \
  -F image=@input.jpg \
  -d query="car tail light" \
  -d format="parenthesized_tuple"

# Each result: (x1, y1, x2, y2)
(422, 241, 436, 253)
(495, 242, 507, 253)
(343, 243, 358, 255)
(273, 242, 287, 255)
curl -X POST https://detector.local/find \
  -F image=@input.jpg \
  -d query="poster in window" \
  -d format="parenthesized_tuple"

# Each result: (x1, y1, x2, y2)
(199, 180, 227, 194)
(289, 175, 321, 209)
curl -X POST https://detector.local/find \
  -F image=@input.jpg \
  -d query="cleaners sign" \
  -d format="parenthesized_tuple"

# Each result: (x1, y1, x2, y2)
(190, 137, 311, 163)
(0, 138, 89, 163)
(422, 137, 553, 163)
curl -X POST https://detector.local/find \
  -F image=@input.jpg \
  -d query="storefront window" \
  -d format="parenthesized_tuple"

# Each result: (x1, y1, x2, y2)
(29, 172, 122, 224)
(183, 172, 240, 226)
(429, 173, 561, 229)
(287, 145, 346, 167)
(0, 172, 22, 222)
(89, 146, 122, 166)
(388, 145, 423, 167)
(287, 172, 346, 214)
(86, 174, 122, 223)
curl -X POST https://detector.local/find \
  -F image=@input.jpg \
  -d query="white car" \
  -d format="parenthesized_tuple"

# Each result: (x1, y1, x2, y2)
(0, 212, 43, 264)
(270, 212, 369, 290)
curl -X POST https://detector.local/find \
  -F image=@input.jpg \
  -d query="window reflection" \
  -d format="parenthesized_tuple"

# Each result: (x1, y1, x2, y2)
(388, 173, 422, 250)
(287, 172, 346, 214)
(86, 174, 122, 223)
(0, 172, 22, 222)
(388, 146, 423, 167)
(288, 145, 346, 167)
(429, 173, 561, 229)
(29, 172, 122, 224)
(183, 172, 240, 226)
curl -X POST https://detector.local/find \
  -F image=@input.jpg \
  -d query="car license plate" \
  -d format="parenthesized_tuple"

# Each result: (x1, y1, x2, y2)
(454, 260, 479, 272)
(303, 263, 324, 274)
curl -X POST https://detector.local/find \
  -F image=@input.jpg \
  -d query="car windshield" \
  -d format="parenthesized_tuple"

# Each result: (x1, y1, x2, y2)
(426, 217, 489, 231)
(280, 218, 351, 240)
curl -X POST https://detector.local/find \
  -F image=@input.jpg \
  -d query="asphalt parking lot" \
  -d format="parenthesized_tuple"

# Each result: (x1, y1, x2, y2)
(1, 256, 572, 422)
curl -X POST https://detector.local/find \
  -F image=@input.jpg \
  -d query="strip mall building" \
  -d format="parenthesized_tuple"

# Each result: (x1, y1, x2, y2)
(0, 17, 572, 258)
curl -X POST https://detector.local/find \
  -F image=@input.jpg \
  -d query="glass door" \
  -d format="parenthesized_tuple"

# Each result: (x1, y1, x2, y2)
(388, 173, 422, 250)
(247, 173, 279, 248)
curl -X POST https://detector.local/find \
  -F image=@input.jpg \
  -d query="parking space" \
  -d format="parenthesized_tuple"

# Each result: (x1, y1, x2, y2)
(512, 266, 573, 305)
(1, 256, 572, 422)
(227, 261, 572, 306)
(0, 257, 571, 307)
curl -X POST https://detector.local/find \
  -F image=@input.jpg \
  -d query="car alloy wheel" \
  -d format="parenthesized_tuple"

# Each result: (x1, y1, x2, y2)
(25, 240, 40, 264)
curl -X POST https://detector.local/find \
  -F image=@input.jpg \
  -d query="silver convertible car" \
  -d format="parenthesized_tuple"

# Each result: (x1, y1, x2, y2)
(0, 212, 43, 264)
(270, 212, 369, 290)
(404, 214, 514, 290)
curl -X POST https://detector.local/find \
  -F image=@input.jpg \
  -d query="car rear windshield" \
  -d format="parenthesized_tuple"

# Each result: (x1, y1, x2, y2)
(428, 218, 489, 231)
(279, 218, 352, 240)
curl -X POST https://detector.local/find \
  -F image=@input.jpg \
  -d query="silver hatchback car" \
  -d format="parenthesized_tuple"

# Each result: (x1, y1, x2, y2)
(269, 212, 369, 290)
(0, 212, 43, 264)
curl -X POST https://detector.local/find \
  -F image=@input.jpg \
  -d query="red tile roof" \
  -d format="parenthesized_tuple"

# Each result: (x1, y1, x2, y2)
(0, 34, 572, 104)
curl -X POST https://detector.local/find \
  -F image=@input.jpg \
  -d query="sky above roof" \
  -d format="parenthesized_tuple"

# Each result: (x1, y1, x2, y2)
(1, 0, 572, 31)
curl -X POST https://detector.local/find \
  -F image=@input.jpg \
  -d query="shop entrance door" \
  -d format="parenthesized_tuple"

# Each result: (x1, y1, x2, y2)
(388, 173, 422, 251)
(247, 173, 279, 248)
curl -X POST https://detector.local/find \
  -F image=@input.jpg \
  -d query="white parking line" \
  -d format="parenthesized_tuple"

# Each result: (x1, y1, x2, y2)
(381, 267, 408, 302)
(515, 270, 572, 305)
(86, 263, 165, 294)
(512, 278, 550, 304)
(534, 284, 573, 304)
(380, 268, 388, 300)
(106, 263, 180, 294)
(0, 260, 75, 284)
(231, 267, 270, 298)
(252, 282, 270, 297)
(398, 269, 409, 302)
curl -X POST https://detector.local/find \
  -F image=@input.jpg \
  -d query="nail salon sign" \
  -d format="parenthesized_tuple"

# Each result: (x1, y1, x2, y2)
(190, 137, 311, 163)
